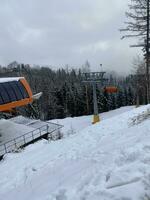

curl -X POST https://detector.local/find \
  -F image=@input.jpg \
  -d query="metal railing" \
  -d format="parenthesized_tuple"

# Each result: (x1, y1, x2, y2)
(0, 122, 63, 157)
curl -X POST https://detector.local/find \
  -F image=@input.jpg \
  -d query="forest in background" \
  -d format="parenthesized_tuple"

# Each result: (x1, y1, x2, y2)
(0, 61, 145, 120)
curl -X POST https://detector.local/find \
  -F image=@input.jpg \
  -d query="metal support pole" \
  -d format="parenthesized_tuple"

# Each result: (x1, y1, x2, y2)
(4, 144, 7, 153)
(85, 85, 89, 114)
(23, 135, 26, 145)
(47, 124, 49, 133)
(92, 82, 100, 124)
(146, 0, 150, 103)
(81, 71, 107, 124)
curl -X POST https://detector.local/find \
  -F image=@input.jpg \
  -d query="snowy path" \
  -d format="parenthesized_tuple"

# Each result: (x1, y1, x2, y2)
(0, 106, 150, 199)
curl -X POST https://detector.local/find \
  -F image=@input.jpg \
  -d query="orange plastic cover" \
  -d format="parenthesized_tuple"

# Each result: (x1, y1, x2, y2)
(104, 86, 118, 93)
(0, 77, 33, 112)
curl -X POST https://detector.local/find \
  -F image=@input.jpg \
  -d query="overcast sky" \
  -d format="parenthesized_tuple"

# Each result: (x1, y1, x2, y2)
(0, 0, 142, 74)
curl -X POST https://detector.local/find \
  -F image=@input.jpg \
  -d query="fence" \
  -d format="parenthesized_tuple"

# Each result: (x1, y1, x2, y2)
(0, 122, 63, 157)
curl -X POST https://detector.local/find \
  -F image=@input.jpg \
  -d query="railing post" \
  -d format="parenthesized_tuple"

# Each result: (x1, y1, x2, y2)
(39, 127, 41, 136)
(46, 125, 49, 133)
(4, 144, 7, 154)
(14, 139, 17, 148)
(32, 131, 34, 140)
(23, 135, 26, 145)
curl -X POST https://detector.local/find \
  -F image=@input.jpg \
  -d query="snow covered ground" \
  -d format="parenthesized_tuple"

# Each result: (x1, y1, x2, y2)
(0, 106, 133, 144)
(0, 116, 62, 152)
(0, 105, 150, 200)
(51, 106, 134, 137)
(0, 119, 34, 144)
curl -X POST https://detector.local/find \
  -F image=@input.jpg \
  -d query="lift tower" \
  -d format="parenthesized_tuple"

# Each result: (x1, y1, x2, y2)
(82, 71, 107, 124)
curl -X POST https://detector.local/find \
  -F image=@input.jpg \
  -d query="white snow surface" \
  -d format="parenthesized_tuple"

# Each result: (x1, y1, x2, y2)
(0, 119, 34, 143)
(0, 77, 24, 83)
(1, 105, 150, 200)
(50, 106, 134, 137)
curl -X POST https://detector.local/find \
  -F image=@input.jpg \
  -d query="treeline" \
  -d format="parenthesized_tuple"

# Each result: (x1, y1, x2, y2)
(0, 63, 136, 120)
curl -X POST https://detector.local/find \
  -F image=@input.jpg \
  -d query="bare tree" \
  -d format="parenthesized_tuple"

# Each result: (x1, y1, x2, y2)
(121, 0, 150, 103)
(135, 58, 147, 105)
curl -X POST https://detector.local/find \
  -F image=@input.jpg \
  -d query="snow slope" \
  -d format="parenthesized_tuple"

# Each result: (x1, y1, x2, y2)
(0, 106, 150, 200)
(50, 106, 134, 136)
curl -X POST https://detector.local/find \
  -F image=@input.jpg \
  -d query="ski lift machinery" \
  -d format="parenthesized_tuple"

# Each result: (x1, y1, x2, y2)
(82, 71, 118, 124)
(0, 77, 42, 113)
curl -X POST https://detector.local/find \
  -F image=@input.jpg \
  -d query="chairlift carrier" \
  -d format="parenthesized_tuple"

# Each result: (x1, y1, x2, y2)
(104, 86, 118, 93)
(0, 77, 40, 112)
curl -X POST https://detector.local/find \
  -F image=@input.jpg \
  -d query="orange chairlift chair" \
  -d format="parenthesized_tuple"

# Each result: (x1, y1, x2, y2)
(104, 86, 118, 93)
(0, 77, 42, 113)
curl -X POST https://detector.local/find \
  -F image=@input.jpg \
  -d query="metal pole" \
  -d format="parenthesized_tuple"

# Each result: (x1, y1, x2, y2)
(85, 85, 89, 114)
(81, 71, 107, 124)
(146, 0, 150, 103)
(92, 82, 100, 124)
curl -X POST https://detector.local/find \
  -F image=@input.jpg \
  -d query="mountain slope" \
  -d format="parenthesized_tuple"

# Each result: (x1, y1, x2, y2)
(0, 106, 150, 200)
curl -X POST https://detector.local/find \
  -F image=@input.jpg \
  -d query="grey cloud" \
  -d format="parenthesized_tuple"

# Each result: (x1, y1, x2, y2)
(0, 0, 142, 74)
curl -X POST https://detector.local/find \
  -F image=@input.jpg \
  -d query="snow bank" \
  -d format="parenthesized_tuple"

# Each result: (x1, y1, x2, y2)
(0, 77, 24, 83)
(0, 105, 150, 200)
(0, 119, 34, 144)
(50, 106, 134, 137)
